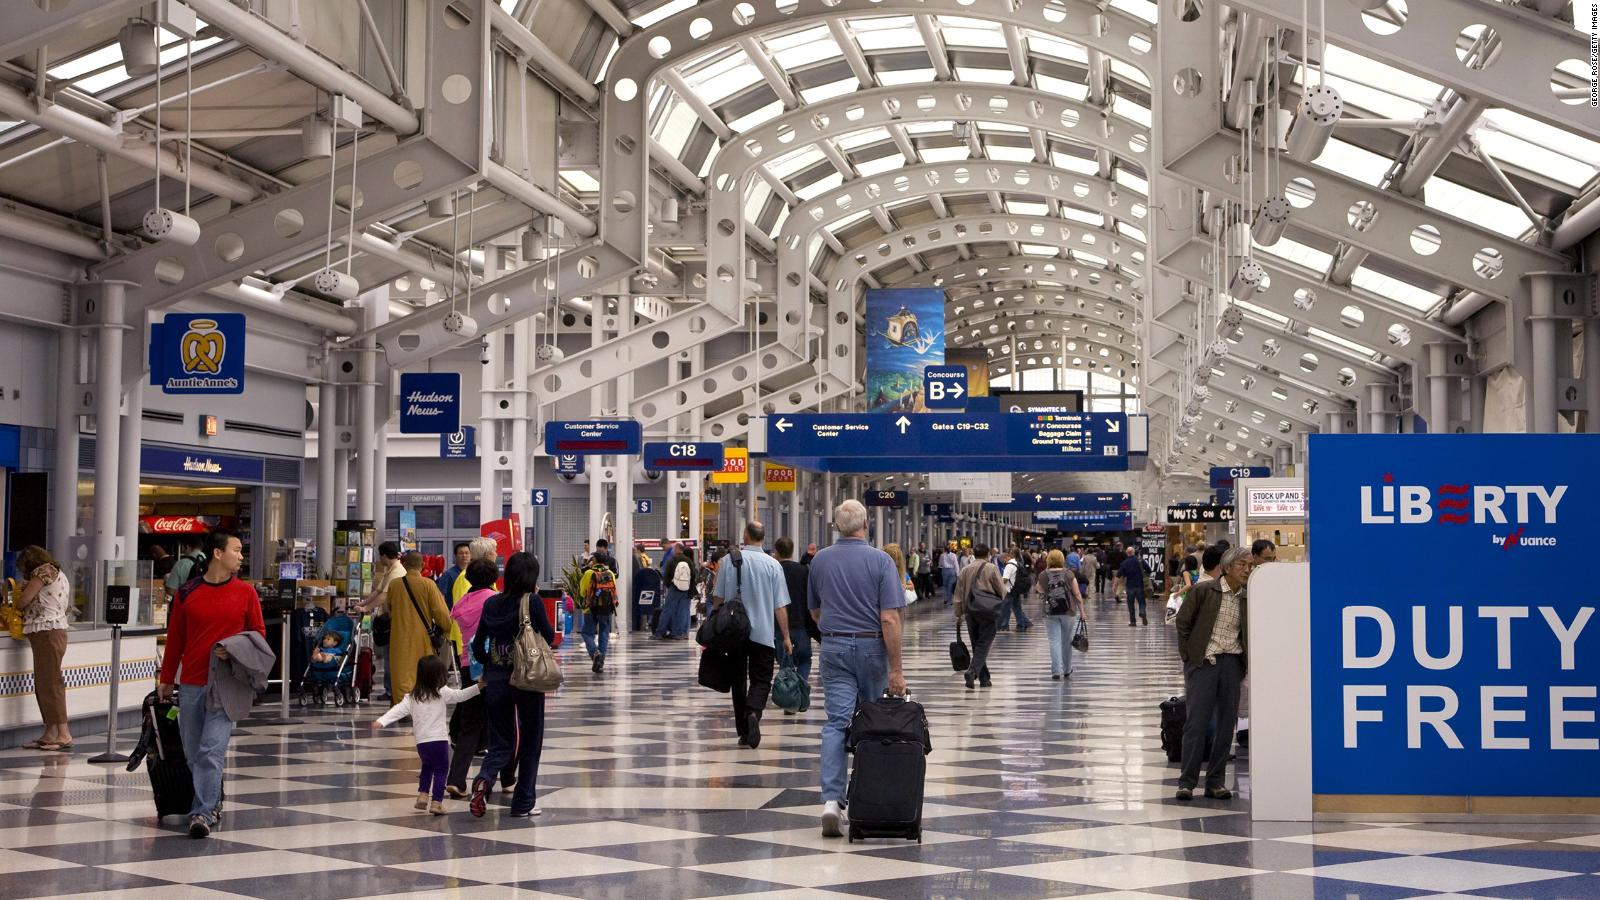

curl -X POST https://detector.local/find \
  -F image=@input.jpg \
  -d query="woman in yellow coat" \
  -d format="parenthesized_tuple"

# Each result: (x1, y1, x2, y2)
(386, 552, 454, 697)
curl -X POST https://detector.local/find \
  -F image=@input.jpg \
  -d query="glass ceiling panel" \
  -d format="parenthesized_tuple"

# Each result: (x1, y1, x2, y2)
(851, 17, 924, 51)
(935, 16, 1008, 48)
(1350, 267, 1443, 311)
(837, 127, 890, 150)
(1112, 97, 1152, 128)
(1036, 73, 1089, 102)
(1308, 326, 1379, 357)
(1477, 110, 1600, 190)
(795, 171, 844, 201)
(727, 100, 784, 133)
(683, 50, 760, 105)
(1421, 177, 1528, 239)
(632, 0, 694, 28)
(1115, 169, 1148, 194)
(877, 67, 938, 86)
(1312, 138, 1392, 187)
(800, 77, 861, 104)
(954, 66, 1015, 85)
(1255, 236, 1333, 272)
(769, 26, 839, 69)
(1051, 152, 1099, 175)
(1110, 0, 1159, 23)
(1110, 60, 1149, 90)
(1025, 32, 1089, 64)
(49, 26, 223, 95)
(988, 144, 1037, 163)
(855, 153, 906, 176)
(921, 145, 972, 163)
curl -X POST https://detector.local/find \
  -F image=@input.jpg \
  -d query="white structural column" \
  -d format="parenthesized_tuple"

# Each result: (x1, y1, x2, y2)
(1588, 318, 1600, 432)
(509, 316, 533, 543)
(91, 283, 127, 567)
(823, 475, 835, 548)
(332, 385, 351, 526)
(1365, 384, 1395, 435)
(355, 314, 377, 522)
(479, 327, 501, 526)
(116, 367, 143, 555)
(51, 330, 80, 556)
(688, 347, 705, 549)
(1323, 411, 1345, 434)
(317, 368, 338, 578)
(614, 296, 635, 630)
(588, 306, 607, 545)
(1529, 276, 1560, 433)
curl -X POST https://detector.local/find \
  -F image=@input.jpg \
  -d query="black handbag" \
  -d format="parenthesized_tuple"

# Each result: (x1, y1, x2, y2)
(967, 563, 1006, 620)
(696, 552, 752, 652)
(401, 576, 448, 657)
(697, 647, 735, 693)
(1072, 617, 1090, 653)
(948, 619, 971, 672)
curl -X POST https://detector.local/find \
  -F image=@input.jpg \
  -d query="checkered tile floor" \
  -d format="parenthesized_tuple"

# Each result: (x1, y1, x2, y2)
(3, 596, 1598, 899)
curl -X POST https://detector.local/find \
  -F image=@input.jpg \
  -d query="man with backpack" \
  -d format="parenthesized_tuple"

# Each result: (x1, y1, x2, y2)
(711, 522, 793, 749)
(998, 548, 1033, 632)
(577, 556, 619, 673)
(163, 537, 209, 598)
(657, 546, 697, 639)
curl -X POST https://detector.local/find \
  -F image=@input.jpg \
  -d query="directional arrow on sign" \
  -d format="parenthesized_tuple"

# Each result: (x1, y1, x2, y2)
(951, 382, 965, 398)
(1107, 419, 1122, 433)
(1034, 493, 1043, 502)
(895, 415, 911, 434)
(776, 417, 793, 433)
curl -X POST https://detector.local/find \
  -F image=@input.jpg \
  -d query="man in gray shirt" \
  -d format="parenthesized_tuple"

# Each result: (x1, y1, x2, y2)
(807, 499, 908, 838)
(712, 521, 793, 750)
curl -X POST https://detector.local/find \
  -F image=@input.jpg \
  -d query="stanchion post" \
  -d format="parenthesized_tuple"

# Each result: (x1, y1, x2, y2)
(88, 622, 129, 764)
(280, 613, 292, 716)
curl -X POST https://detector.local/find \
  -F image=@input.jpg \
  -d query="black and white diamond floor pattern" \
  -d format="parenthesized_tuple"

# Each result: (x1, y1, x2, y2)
(1, 597, 1597, 899)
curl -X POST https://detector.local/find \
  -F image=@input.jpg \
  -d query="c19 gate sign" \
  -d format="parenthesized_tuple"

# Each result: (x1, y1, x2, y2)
(1308, 434, 1598, 798)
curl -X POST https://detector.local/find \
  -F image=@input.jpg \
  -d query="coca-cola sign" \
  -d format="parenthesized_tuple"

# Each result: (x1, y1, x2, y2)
(139, 515, 231, 534)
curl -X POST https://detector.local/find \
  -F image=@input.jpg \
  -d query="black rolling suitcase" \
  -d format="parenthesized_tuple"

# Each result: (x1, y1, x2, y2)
(845, 694, 930, 843)
(126, 691, 194, 820)
(1160, 695, 1185, 762)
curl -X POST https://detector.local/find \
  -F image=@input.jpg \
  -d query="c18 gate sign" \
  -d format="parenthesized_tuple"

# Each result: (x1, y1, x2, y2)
(1308, 434, 1598, 798)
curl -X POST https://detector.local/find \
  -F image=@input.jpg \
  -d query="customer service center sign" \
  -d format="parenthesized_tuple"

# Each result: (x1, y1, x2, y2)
(1308, 434, 1597, 797)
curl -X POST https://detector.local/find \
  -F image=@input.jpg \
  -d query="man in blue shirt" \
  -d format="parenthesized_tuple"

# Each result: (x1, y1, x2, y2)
(807, 499, 908, 838)
(435, 541, 471, 608)
(712, 521, 793, 750)
(1118, 546, 1150, 625)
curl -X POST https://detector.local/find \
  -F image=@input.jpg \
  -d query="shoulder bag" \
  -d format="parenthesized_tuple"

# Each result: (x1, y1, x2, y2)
(400, 576, 447, 658)
(510, 593, 563, 692)
(967, 562, 1006, 621)
(948, 618, 971, 671)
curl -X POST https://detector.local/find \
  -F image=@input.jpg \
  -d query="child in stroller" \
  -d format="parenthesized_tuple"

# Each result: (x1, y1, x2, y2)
(301, 613, 358, 706)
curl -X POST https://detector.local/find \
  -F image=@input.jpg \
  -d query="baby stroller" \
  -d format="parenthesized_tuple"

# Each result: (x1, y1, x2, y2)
(300, 613, 358, 707)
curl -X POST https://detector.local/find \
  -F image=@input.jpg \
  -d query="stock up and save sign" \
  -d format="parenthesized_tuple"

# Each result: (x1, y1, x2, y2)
(1308, 434, 1598, 798)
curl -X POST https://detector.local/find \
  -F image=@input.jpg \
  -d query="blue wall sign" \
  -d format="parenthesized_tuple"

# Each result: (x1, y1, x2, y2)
(983, 492, 1132, 512)
(545, 420, 642, 455)
(530, 489, 549, 507)
(399, 372, 462, 434)
(864, 490, 908, 508)
(1032, 511, 1134, 531)
(1309, 434, 1600, 798)
(923, 503, 953, 516)
(922, 365, 968, 409)
(1210, 465, 1271, 490)
(141, 446, 265, 482)
(440, 425, 476, 459)
(554, 454, 584, 476)
(634, 499, 654, 515)
(766, 412, 1128, 473)
(149, 313, 247, 394)
(641, 441, 724, 472)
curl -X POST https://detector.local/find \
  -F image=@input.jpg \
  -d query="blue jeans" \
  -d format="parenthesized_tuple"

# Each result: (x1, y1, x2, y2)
(999, 594, 1031, 630)
(819, 636, 888, 803)
(177, 684, 233, 819)
(1045, 614, 1078, 676)
(582, 613, 613, 657)
(940, 569, 956, 604)
(1127, 587, 1147, 623)
(656, 590, 692, 638)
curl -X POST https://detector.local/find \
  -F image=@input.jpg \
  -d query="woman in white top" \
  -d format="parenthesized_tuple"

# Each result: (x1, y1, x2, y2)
(16, 546, 73, 750)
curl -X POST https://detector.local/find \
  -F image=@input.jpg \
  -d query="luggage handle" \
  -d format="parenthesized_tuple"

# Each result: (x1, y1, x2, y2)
(881, 690, 913, 701)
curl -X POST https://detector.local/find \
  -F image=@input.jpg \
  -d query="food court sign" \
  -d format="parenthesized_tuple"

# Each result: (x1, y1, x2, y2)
(1308, 434, 1598, 798)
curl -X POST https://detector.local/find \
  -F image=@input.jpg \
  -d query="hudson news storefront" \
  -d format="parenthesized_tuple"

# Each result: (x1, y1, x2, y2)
(82, 440, 301, 583)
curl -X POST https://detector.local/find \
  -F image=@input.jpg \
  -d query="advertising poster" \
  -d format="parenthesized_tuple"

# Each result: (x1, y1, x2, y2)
(865, 288, 945, 412)
(1308, 434, 1599, 798)
(149, 312, 247, 394)
(944, 348, 990, 398)
(399, 510, 418, 552)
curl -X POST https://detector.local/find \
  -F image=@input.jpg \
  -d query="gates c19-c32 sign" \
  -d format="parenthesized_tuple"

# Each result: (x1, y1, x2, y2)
(1308, 434, 1598, 799)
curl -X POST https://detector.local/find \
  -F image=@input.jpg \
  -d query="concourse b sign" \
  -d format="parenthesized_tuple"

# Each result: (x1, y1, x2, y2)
(1308, 434, 1600, 799)
(923, 365, 969, 409)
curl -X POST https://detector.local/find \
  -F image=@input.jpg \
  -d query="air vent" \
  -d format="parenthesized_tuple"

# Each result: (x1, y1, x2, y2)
(264, 457, 302, 486)
(78, 436, 96, 470)
(143, 409, 184, 424)
(224, 419, 304, 440)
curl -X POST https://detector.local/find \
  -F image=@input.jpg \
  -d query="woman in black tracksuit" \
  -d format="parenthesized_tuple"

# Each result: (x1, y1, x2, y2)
(468, 552, 556, 819)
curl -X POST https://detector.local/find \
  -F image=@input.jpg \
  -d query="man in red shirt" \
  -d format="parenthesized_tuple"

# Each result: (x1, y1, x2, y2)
(158, 529, 264, 839)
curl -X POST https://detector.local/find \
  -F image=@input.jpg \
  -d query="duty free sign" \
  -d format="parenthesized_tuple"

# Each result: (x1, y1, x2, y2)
(1308, 434, 1599, 798)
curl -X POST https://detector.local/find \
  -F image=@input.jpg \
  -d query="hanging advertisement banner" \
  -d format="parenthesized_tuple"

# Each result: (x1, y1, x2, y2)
(711, 447, 749, 484)
(399, 510, 418, 552)
(944, 348, 990, 398)
(864, 288, 945, 412)
(763, 463, 796, 492)
(399, 372, 462, 434)
(149, 313, 247, 394)
(1309, 434, 1599, 798)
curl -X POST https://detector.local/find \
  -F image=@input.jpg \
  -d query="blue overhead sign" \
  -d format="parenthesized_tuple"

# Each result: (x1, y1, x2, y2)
(983, 492, 1132, 512)
(1210, 465, 1271, 490)
(641, 441, 724, 472)
(440, 426, 476, 459)
(554, 454, 584, 476)
(1032, 512, 1134, 531)
(923, 502, 953, 517)
(1309, 434, 1600, 798)
(399, 372, 462, 434)
(634, 499, 653, 515)
(922, 365, 969, 409)
(530, 488, 549, 507)
(864, 490, 909, 508)
(150, 312, 247, 394)
(544, 419, 642, 456)
(141, 446, 264, 482)
(766, 412, 1128, 473)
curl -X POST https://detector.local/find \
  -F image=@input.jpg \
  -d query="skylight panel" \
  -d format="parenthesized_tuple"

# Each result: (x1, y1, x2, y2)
(685, 51, 760, 105)
(920, 145, 972, 163)
(632, 0, 694, 28)
(53, 27, 223, 95)
(1007, 200, 1050, 216)
(1255, 236, 1333, 272)
(837, 127, 890, 151)
(1115, 168, 1149, 194)
(904, 120, 952, 136)
(800, 77, 860, 104)
(877, 67, 938, 86)
(1111, 0, 1159, 23)
(770, 146, 825, 179)
(727, 100, 784, 133)
(1477, 111, 1599, 189)
(854, 153, 907, 177)
(1112, 96, 1152, 128)
(795, 171, 844, 201)
(1312, 46, 1439, 114)
(770, 26, 839, 69)
(982, 120, 1029, 134)
(1059, 206, 1104, 226)
(1236, 298, 1289, 325)
(1110, 60, 1149, 90)
(744, 180, 774, 223)
(1351, 267, 1443, 311)
(1051, 151, 1099, 175)
(987, 144, 1036, 163)
(561, 170, 599, 192)
(654, 99, 700, 152)
(936, 16, 1007, 48)
(1036, 73, 1089, 102)
(1026, 32, 1088, 64)
(1117, 223, 1147, 242)
(1308, 326, 1379, 357)
(1421, 177, 1528, 238)
(1312, 138, 1391, 186)
(954, 66, 1014, 85)
(1023, 243, 1061, 256)
(851, 16, 923, 51)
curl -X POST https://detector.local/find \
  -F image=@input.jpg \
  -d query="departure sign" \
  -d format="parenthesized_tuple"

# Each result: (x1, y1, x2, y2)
(864, 490, 909, 508)
(544, 420, 642, 455)
(641, 441, 724, 472)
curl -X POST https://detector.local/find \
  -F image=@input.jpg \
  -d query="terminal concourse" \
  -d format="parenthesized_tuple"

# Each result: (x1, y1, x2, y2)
(0, 1, 1598, 898)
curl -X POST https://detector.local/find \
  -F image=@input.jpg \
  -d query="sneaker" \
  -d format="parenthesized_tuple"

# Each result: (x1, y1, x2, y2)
(1051, 674, 1063, 681)
(821, 800, 843, 837)
(428, 800, 446, 816)
(1175, 787, 1194, 801)
(592, 653, 604, 674)
(415, 793, 430, 811)
(188, 814, 211, 839)
(1204, 787, 1234, 800)
(446, 785, 466, 799)
(469, 777, 489, 818)
(746, 712, 762, 749)
(1141, 616, 1149, 626)
(509, 807, 544, 819)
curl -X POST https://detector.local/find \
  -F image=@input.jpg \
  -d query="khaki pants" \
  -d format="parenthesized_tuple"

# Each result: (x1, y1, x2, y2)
(27, 629, 69, 725)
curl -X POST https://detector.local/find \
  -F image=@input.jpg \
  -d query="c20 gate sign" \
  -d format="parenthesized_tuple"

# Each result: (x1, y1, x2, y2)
(1308, 434, 1598, 797)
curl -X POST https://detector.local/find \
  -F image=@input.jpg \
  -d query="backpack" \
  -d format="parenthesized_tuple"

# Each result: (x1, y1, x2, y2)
(584, 565, 618, 616)
(1011, 560, 1033, 599)
(1043, 569, 1076, 617)
(695, 551, 751, 652)
(671, 559, 693, 592)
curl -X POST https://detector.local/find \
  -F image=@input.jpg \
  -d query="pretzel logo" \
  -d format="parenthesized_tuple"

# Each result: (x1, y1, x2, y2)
(180, 319, 226, 374)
